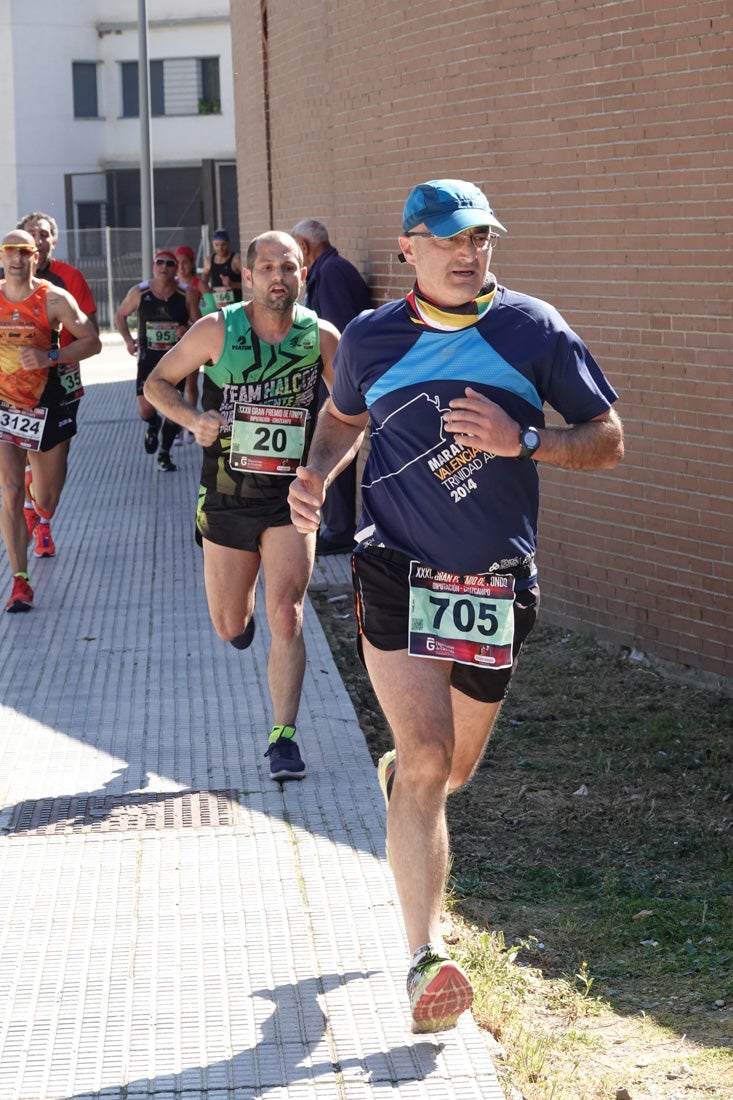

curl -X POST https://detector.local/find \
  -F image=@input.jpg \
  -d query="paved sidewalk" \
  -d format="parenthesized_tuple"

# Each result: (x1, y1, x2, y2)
(0, 336, 505, 1100)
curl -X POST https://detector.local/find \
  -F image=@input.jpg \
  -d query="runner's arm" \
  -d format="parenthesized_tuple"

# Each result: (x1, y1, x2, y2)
(37, 286, 100, 362)
(143, 313, 226, 446)
(228, 252, 243, 290)
(529, 408, 624, 470)
(198, 256, 212, 296)
(317, 319, 341, 393)
(288, 401, 368, 534)
(19, 289, 101, 370)
(445, 388, 624, 470)
(114, 286, 142, 355)
(63, 270, 99, 337)
(51, 291, 102, 360)
(185, 284, 201, 324)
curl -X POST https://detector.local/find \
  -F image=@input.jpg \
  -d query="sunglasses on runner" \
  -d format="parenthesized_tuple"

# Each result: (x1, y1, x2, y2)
(1, 244, 37, 255)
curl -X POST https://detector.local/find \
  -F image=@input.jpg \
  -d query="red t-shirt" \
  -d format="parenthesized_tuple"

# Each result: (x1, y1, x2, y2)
(40, 259, 96, 348)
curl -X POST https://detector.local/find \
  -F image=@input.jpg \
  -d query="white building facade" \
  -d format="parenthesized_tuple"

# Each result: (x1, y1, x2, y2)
(1, 0, 237, 251)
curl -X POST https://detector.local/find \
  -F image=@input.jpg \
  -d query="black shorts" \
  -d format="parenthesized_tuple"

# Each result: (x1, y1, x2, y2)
(195, 486, 293, 551)
(136, 355, 182, 397)
(40, 401, 79, 450)
(36, 368, 79, 450)
(352, 546, 540, 704)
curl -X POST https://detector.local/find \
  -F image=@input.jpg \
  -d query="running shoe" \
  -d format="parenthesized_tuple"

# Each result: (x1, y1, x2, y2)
(157, 451, 177, 472)
(24, 504, 39, 540)
(407, 950, 474, 1033)
(33, 522, 55, 558)
(144, 419, 160, 454)
(6, 575, 33, 613)
(265, 736, 306, 780)
(173, 431, 184, 446)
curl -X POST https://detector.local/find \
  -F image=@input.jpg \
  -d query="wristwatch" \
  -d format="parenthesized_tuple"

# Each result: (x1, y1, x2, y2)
(47, 349, 60, 363)
(518, 426, 541, 460)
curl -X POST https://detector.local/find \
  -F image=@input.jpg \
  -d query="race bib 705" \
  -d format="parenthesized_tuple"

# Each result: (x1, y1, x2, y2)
(408, 563, 515, 668)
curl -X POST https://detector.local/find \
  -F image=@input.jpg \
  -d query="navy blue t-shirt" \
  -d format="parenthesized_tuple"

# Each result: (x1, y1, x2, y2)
(331, 284, 618, 579)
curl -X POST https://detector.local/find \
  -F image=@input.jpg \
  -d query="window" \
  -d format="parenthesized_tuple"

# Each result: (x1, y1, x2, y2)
(152, 62, 164, 116)
(121, 61, 136, 117)
(200, 58, 221, 115)
(73, 62, 99, 118)
(76, 202, 105, 258)
(121, 60, 164, 118)
(120, 58, 220, 118)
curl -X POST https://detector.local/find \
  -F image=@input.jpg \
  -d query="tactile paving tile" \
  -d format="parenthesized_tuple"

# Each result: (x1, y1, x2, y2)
(0, 341, 506, 1100)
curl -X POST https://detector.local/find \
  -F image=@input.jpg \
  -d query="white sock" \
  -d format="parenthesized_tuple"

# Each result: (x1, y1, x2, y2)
(410, 942, 445, 968)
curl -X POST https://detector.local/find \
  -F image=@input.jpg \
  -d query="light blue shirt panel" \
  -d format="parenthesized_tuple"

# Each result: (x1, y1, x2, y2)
(363, 326, 543, 411)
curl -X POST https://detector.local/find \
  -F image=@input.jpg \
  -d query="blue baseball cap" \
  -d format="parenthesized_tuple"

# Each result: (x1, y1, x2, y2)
(402, 179, 507, 237)
(212, 228, 230, 241)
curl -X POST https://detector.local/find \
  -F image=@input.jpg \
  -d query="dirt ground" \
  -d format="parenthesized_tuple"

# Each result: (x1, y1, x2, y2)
(310, 578, 733, 1099)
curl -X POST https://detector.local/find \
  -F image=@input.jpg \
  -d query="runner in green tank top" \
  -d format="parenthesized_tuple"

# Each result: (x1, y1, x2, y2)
(143, 231, 340, 780)
(200, 299, 325, 499)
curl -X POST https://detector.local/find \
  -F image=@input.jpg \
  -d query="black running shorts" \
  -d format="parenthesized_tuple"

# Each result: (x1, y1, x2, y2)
(136, 358, 185, 398)
(352, 546, 540, 704)
(40, 401, 78, 450)
(195, 486, 293, 552)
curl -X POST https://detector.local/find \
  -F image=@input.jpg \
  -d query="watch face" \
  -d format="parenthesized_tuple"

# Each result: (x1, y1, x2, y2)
(523, 428, 541, 449)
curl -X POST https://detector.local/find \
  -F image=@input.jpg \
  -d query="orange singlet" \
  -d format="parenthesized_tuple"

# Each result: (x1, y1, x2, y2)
(0, 281, 55, 409)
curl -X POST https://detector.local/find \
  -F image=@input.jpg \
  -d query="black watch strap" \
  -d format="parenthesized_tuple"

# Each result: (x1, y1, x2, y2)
(518, 426, 541, 460)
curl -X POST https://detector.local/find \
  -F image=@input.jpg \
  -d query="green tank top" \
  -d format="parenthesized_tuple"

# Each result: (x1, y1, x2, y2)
(200, 301, 323, 498)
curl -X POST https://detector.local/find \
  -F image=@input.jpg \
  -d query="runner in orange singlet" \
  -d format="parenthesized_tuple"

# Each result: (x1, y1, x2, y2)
(16, 210, 99, 558)
(0, 229, 100, 612)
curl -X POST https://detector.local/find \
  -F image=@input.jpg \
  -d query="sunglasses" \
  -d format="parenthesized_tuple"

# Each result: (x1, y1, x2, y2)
(155, 258, 177, 267)
(1, 244, 37, 255)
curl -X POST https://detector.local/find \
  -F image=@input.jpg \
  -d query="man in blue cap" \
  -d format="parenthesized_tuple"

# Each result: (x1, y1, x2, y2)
(289, 179, 624, 1033)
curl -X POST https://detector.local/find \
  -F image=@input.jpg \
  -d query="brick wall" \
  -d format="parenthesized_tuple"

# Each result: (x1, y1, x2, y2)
(230, 0, 733, 682)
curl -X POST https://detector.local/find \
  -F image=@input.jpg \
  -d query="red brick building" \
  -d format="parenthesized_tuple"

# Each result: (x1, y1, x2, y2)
(230, 0, 732, 683)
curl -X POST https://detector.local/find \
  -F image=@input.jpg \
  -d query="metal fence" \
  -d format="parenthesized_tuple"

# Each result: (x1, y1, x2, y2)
(54, 225, 211, 329)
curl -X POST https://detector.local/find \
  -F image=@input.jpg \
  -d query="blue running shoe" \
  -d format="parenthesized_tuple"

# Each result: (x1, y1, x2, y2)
(265, 731, 306, 780)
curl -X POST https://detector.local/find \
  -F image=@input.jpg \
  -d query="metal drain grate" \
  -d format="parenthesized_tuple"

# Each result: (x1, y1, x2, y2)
(3, 789, 242, 835)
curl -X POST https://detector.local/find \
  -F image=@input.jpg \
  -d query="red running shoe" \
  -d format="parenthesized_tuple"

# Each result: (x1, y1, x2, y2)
(6, 575, 33, 613)
(33, 522, 55, 558)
